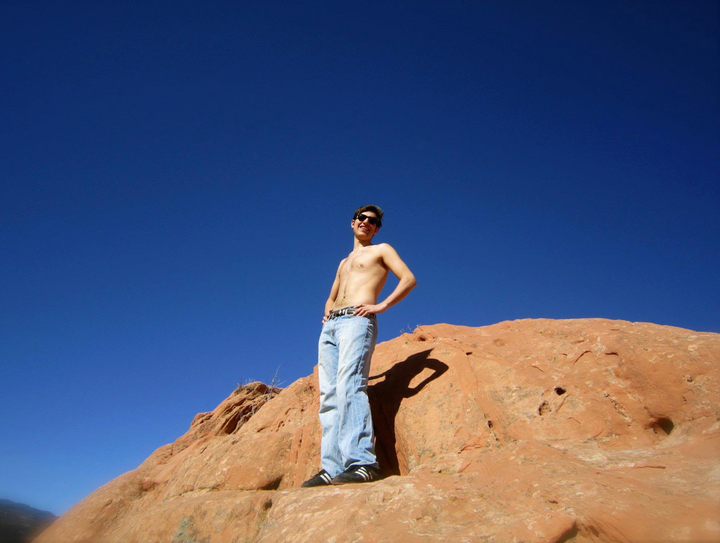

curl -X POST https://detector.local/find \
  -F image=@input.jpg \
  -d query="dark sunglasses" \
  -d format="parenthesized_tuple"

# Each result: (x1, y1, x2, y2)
(355, 213, 379, 226)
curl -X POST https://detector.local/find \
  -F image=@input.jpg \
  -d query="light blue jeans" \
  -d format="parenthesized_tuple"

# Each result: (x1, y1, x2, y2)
(318, 312, 379, 477)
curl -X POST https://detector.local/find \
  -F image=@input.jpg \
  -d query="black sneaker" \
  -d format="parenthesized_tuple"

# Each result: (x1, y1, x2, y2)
(301, 470, 334, 487)
(331, 465, 380, 485)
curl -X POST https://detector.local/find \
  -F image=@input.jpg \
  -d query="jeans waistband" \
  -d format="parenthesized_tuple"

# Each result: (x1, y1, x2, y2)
(327, 306, 377, 320)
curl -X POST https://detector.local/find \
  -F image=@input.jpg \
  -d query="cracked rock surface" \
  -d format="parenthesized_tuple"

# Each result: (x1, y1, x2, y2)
(35, 319, 720, 543)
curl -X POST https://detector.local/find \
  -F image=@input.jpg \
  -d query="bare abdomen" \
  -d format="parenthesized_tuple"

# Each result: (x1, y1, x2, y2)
(334, 271, 387, 309)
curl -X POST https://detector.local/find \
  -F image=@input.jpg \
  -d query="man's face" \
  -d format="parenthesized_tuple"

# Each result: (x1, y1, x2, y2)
(352, 211, 380, 238)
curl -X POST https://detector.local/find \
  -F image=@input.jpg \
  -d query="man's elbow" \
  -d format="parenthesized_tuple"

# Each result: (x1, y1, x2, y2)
(405, 274, 417, 290)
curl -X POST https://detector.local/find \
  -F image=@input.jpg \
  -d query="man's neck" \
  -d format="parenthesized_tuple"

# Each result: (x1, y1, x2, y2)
(353, 237, 373, 250)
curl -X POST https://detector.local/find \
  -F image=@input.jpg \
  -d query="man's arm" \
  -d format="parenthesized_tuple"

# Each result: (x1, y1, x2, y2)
(354, 244, 416, 317)
(322, 260, 344, 323)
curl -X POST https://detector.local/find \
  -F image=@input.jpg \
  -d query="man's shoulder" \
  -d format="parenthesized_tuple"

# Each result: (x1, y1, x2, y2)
(372, 243, 401, 264)
(372, 242, 393, 251)
(373, 242, 399, 255)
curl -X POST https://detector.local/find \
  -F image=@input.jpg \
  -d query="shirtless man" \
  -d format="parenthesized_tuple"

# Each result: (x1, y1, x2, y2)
(302, 205, 417, 487)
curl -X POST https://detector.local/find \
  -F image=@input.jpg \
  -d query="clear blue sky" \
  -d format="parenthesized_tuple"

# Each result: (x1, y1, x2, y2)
(2, 1, 718, 515)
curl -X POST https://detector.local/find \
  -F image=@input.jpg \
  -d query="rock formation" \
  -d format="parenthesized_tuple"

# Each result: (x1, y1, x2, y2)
(34, 319, 720, 542)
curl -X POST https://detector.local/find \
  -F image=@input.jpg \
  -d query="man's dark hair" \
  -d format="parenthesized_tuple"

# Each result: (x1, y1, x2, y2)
(353, 204, 384, 227)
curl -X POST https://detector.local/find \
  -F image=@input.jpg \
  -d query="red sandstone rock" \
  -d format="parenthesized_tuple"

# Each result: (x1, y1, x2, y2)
(34, 319, 720, 543)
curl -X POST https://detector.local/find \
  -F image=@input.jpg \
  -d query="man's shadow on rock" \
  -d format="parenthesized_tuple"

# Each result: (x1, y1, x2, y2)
(368, 349, 449, 477)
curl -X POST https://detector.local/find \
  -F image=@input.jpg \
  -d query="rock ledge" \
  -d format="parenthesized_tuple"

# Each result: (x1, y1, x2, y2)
(35, 319, 720, 543)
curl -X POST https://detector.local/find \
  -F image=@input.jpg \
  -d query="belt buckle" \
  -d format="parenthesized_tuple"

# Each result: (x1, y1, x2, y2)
(331, 307, 354, 319)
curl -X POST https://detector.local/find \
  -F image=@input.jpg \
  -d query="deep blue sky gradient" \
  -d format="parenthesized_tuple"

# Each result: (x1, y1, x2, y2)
(2, 1, 719, 514)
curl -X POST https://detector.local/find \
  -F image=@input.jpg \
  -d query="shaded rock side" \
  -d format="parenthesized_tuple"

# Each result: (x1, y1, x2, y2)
(0, 499, 56, 543)
(34, 319, 720, 543)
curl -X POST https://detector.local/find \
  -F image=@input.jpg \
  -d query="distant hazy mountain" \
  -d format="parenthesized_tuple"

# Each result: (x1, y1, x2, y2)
(0, 500, 56, 543)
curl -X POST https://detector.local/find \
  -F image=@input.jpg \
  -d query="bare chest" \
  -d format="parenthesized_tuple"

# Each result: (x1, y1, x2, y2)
(341, 249, 383, 277)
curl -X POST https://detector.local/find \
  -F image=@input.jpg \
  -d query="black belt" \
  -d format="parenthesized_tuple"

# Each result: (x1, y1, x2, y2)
(327, 306, 356, 320)
(327, 307, 377, 321)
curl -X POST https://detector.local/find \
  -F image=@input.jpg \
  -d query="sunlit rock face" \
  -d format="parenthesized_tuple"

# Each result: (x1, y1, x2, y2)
(34, 319, 720, 543)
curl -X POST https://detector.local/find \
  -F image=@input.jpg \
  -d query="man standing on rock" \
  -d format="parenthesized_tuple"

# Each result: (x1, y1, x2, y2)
(302, 205, 417, 487)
